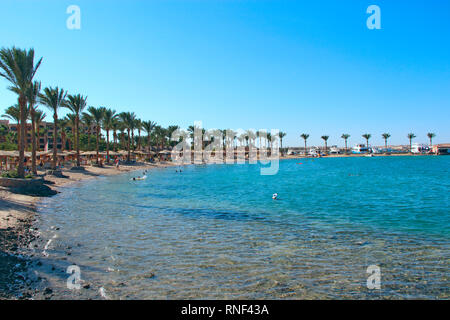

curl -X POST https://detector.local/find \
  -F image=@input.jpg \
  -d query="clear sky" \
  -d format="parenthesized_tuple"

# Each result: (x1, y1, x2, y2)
(1, 0, 449, 147)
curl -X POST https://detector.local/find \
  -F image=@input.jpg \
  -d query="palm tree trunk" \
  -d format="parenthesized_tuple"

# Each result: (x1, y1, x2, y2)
(345, 140, 348, 153)
(96, 128, 100, 164)
(61, 132, 65, 152)
(106, 129, 110, 164)
(127, 129, 131, 162)
(30, 108, 37, 175)
(385, 139, 387, 149)
(17, 95, 26, 177)
(113, 131, 117, 152)
(52, 114, 58, 170)
(138, 130, 141, 150)
(76, 117, 81, 167)
(304, 140, 307, 155)
(147, 135, 151, 152)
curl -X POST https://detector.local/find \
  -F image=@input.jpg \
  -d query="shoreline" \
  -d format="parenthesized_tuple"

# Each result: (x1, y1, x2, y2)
(0, 161, 177, 299)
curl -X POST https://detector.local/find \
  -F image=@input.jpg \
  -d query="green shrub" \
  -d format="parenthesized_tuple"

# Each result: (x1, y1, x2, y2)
(1, 170, 33, 179)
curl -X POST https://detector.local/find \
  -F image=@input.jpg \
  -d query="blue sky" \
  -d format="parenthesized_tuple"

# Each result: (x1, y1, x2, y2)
(1, 0, 449, 147)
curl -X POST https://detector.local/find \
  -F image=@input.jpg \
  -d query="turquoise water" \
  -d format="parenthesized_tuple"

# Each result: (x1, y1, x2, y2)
(35, 156, 449, 299)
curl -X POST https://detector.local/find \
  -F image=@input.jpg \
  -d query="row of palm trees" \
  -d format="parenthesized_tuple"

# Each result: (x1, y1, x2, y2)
(184, 127, 287, 150)
(0, 46, 180, 178)
(299, 132, 437, 153)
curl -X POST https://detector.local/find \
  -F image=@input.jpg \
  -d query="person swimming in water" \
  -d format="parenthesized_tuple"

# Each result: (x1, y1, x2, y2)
(272, 193, 278, 200)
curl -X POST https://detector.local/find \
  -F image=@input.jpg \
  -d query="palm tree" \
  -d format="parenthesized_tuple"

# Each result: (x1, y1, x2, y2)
(81, 112, 93, 150)
(130, 116, 137, 150)
(142, 120, 156, 152)
(0, 47, 42, 177)
(300, 134, 309, 155)
(407, 133, 416, 153)
(119, 112, 136, 161)
(102, 108, 117, 163)
(58, 117, 69, 152)
(26, 81, 41, 174)
(88, 106, 105, 164)
(65, 114, 77, 151)
(341, 134, 350, 154)
(66, 94, 87, 167)
(279, 132, 286, 152)
(362, 133, 371, 149)
(427, 133, 436, 146)
(118, 122, 126, 150)
(321, 135, 329, 154)
(267, 133, 272, 149)
(111, 118, 121, 152)
(135, 119, 142, 150)
(39, 87, 68, 170)
(33, 110, 46, 151)
(381, 133, 391, 149)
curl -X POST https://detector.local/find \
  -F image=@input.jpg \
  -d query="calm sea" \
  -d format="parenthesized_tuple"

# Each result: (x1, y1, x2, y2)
(34, 156, 450, 299)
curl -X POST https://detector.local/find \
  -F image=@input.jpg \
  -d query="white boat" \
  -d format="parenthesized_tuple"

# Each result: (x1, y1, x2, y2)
(352, 144, 370, 154)
(329, 146, 340, 154)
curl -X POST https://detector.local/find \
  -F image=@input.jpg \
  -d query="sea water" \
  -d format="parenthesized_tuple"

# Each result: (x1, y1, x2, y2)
(34, 156, 450, 299)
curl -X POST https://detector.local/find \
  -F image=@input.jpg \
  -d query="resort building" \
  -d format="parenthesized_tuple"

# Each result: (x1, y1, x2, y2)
(0, 120, 98, 151)
(432, 144, 450, 155)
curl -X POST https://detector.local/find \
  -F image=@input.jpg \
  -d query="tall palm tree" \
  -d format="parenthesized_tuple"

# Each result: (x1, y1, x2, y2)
(81, 112, 93, 150)
(111, 118, 121, 152)
(381, 133, 391, 149)
(135, 119, 142, 151)
(118, 122, 126, 150)
(0, 47, 42, 177)
(427, 133, 436, 146)
(65, 114, 77, 151)
(341, 134, 350, 154)
(66, 94, 87, 167)
(3, 104, 32, 151)
(279, 132, 286, 152)
(102, 108, 117, 163)
(267, 133, 272, 149)
(26, 81, 41, 174)
(39, 87, 67, 170)
(88, 106, 105, 164)
(33, 110, 46, 151)
(300, 133, 309, 155)
(362, 133, 371, 149)
(142, 120, 157, 152)
(130, 115, 137, 150)
(321, 135, 329, 154)
(58, 118, 69, 152)
(407, 133, 416, 153)
(119, 112, 135, 161)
